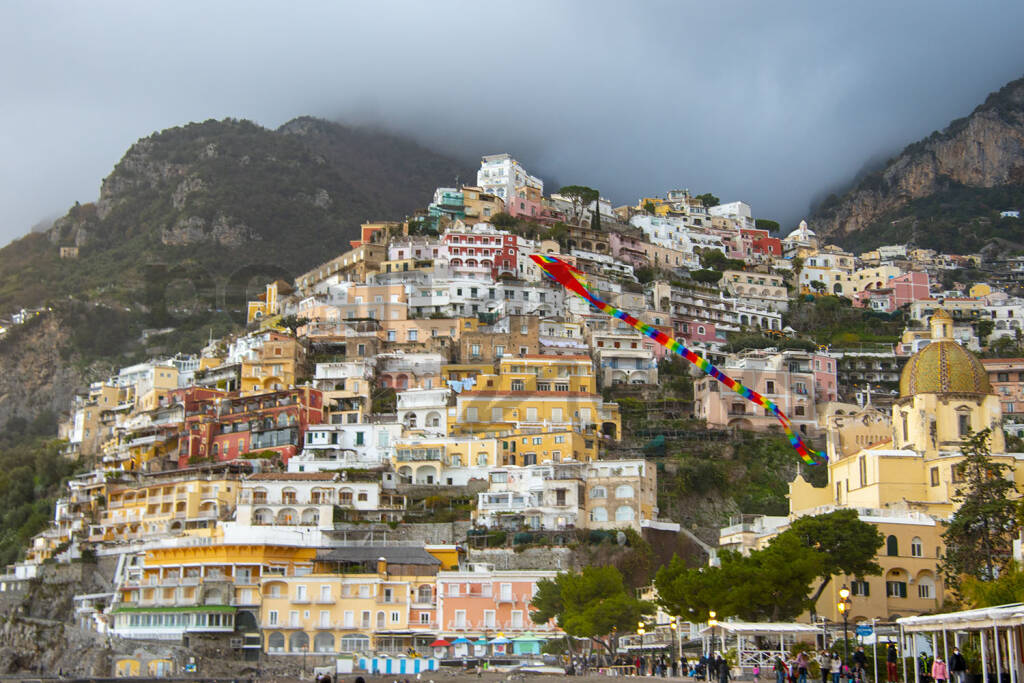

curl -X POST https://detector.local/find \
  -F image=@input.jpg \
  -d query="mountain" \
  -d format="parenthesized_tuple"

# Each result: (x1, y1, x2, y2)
(811, 75, 1024, 252)
(0, 116, 473, 313)
(0, 116, 472, 428)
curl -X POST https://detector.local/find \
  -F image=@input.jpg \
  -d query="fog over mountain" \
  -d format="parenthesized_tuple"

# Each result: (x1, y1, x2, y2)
(3, 0, 1024, 245)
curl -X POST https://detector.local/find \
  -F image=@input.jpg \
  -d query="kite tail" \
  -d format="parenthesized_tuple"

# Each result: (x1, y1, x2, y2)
(530, 254, 826, 465)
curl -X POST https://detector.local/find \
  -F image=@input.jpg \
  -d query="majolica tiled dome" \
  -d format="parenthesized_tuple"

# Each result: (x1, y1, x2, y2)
(899, 310, 991, 397)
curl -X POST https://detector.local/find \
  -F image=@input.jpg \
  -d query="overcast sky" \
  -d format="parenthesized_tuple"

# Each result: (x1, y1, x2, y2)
(3, 1, 1024, 246)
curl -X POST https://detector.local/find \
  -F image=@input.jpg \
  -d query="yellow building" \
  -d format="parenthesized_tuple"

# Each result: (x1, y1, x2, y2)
(259, 548, 442, 656)
(785, 309, 1021, 622)
(969, 283, 993, 299)
(246, 280, 294, 324)
(92, 471, 242, 544)
(450, 355, 621, 440)
(241, 332, 306, 394)
(112, 543, 315, 642)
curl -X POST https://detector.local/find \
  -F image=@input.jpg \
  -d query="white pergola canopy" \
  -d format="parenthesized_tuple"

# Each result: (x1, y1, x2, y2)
(698, 621, 821, 637)
(898, 603, 1024, 632)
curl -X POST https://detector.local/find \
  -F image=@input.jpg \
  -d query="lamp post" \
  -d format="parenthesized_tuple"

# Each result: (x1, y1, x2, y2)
(838, 586, 852, 666)
(638, 621, 646, 675)
(670, 616, 679, 673)
(708, 611, 719, 683)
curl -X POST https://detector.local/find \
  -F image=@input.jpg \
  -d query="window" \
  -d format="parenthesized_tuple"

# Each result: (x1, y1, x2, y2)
(419, 612, 431, 624)
(590, 487, 606, 499)
(911, 537, 923, 557)
(930, 467, 939, 487)
(859, 457, 867, 488)
(320, 585, 331, 601)
(615, 505, 635, 521)
(886, 581, 908, 598)
(886, 535, 899, 556)
(851, 580, 870, 597)
(454, 609, 466, 628)
(391, 611, 400, 623)
(268, 610, 279, 626)
(465, 407, 477, 421)
(765, 380, 775, 394)
(449, 584, 460, 597)
(959, 413, 971, 437)
(615, 485, 635, 498)
(591, 506, 608, 522)
(495, 345, 504, 358)
(361, 611, 370, 628)
(918, 583, 932, 599)
(483, 610, 496, 628)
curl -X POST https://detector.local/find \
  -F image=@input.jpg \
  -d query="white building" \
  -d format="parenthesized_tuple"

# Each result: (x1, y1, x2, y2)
(235, 472, 402, 527)
(708, 201, 754, 230)
(474, 465, 583, 531)
(629, 214, 725, 255)
(591, 329, 658, 386)
(396, 387, 452, 435)
(290, 422, 403, 470)
(476, 154, 542, 203)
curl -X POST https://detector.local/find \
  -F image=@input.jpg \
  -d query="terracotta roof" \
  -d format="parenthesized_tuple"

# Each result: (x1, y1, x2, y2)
(247, 472, 339, 481)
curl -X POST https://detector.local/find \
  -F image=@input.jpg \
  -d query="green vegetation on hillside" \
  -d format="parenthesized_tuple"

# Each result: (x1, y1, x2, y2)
(837, 184, 1024, 253)
(785, 295, 904, 345)
(0, 413, 79, 567)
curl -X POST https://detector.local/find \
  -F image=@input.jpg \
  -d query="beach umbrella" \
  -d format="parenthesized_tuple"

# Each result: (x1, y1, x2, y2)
(429, 639, 451, 647)
(473, 637, 489, 646)
(489, 636, 511, 644)
(452, 637, 472, 644)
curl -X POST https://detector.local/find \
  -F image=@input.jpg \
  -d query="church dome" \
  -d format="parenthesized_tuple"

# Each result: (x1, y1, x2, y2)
(899, 309, 991, 397)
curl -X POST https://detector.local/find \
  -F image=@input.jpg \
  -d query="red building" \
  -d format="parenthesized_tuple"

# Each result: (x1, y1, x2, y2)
(177, 386, 324, 468)
(442, 226, 519, 279)
(740, 228, 782, 258)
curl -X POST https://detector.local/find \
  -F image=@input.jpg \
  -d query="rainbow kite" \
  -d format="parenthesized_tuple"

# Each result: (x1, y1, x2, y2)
(530, 254, 825, 465)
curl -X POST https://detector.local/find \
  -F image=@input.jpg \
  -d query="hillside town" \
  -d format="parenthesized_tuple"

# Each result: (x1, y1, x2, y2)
(5, 152, 1024, 677)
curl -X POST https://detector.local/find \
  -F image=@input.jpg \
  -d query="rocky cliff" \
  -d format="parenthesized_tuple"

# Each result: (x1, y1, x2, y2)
(812, 75, 1024, 246)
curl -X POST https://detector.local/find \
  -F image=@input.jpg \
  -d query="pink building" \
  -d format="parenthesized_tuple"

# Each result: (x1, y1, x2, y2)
(853, 271, 930, 312)
(891, 271, 931, 307)
(813, 353, 839, 402)
(436, 567, 562, 647)
(694, 349, 821, 436)
(507, 195, 564, 225)
(609, 232, 651, 269)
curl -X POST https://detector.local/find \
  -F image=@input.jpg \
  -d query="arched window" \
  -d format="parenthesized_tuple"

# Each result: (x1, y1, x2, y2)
(590, 487, 607, 499)
(615, 506, 635, 522)
(289, 631, 310, 652)
(591, 507, 608, 522)
(615, 485, 635, 499)
(376, 611, 386, 628)
(911, 537, 923, 557)
(268, 632, 286, 652)
(886, 535, 899, 556)
(916, 572, 936, 599)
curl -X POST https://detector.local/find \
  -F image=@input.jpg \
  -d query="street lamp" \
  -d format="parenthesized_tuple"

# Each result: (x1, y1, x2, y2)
(638, 621, 646, 674)
(670, 616, 679, 672)
(708, 611, 719, 682)
(838, 586, 852, 666)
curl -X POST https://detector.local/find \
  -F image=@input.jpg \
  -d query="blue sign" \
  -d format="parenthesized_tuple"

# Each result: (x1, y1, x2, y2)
(856, 625, 874, 637)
